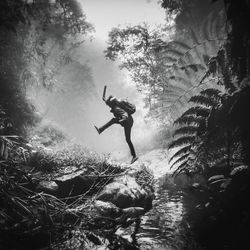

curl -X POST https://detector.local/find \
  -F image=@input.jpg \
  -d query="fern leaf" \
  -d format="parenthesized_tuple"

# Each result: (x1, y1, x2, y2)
(216, 10, 227, 40)
(189, 29, 200, 45)
(158, 55, 177, 63)
(172, 160, 189, 174)
(170, 153, 190, 168)
(166, 85, 187, 94)
(168, 135, 196, 149)
(201, 11, 215, 42)
(167, 49, 185, 58)
(174, 116, 204, 126)
(158, 41, 190, 56)
(209, 10, 226, 40)
(171, 41, 192, 51)
(169, 145, 192, 163)
(230, 165, 249, 176)
(200, 88, 222, 98)
(168, 76, 193, 88)
(180, 64, 199, 73)
(189, 95, 218, 107)
(173, 126, 198, 137)
(181, 106, 211, 118)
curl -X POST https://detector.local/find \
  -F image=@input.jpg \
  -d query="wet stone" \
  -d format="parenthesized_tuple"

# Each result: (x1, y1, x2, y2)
(97, 175, 152, 210)
(36, 180, 59, 195)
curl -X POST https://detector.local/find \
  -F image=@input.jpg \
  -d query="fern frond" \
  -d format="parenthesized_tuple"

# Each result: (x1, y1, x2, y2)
(189, 95, 218, 107)
(180, 63, 206, 73)
(200, 88, 222, 98)
(173, 126, 198, 137)
(168, 135, 196, 149)
(181, 106, 211, 118)
(172, 160, 189, 174)
(201, 11, 217, 42)
(201, 10, 226, 42)
(169, 145, 192, 163)
(157, 40, 191, 55)
(189, 29, 200, 45)
(157, 55, 177, 63)
(166, 85, 188, 94)
(174, 116, 204, 126)
(161, 78, 223, 117)
(154, 11, 226, 119)
(170, 153, 190, 168)
(170, 41, 192, 51)
(168, 76, 193, 88)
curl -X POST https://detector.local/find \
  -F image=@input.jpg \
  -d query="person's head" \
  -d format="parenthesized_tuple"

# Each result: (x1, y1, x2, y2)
(105, 95, 117, 107)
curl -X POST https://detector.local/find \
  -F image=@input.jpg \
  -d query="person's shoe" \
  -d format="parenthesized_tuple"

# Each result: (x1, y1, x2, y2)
(131, 156, 138, 164)
(94, 125, 101, 134)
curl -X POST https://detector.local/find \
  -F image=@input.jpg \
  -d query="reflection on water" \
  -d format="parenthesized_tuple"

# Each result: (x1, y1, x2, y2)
(116, 175, 199, 250)
(136, 183, 185, 250)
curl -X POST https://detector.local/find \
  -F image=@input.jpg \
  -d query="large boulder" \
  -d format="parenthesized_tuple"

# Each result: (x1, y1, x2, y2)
(97, 175, 152, 211)
(94, 200, 122, 217)
(67, 200, 121, 218)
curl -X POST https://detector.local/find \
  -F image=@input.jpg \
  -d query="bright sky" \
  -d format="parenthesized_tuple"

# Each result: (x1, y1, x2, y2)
(80, 0, 166, 40)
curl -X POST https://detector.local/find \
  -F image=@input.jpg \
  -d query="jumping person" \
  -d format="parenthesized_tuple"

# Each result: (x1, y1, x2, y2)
(94, 93, 138, 164)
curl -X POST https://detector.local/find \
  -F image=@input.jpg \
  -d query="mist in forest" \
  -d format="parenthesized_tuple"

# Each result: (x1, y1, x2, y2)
(26, 0, 166, 156)
(27, 50, 157, 156)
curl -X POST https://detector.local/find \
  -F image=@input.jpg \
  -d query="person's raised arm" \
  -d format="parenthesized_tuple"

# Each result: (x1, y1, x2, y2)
(102, 85, 107, 102)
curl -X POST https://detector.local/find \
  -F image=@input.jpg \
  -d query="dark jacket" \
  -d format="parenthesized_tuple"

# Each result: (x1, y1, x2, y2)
(109, 99, 133, 127)
(111, 106, 128, 120)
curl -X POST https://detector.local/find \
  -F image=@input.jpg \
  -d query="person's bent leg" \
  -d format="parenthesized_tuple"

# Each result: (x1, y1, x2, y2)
(98, 118, 119, 134)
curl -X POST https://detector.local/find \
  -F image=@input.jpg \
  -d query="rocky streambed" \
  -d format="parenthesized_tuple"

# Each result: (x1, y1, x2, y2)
(33, 149, 204, 249)
(34, 157, 154, 249)
(109, 149, 205, 250)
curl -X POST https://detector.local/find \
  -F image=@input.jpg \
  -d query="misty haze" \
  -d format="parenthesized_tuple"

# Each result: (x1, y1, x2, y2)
(1, 0, 250, 250)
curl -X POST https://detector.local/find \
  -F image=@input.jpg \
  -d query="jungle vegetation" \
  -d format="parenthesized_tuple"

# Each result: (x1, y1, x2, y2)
(1, 0, 250, 249)
(105, 0, 250, 248)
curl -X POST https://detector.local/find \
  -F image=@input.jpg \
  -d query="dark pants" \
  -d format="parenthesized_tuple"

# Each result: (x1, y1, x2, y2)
(99, 116, 136, 157)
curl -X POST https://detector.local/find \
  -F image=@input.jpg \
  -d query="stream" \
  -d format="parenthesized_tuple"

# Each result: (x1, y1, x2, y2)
(116, 174, 201, 250)
(110, 149, 202, 250)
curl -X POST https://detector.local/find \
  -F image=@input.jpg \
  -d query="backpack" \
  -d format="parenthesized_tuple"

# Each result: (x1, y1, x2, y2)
(117, 99, 136, 115)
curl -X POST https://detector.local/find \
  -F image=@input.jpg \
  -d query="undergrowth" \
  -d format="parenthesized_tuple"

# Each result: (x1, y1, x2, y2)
(0, 134, 124, 249)
(30, 142, 122, 176)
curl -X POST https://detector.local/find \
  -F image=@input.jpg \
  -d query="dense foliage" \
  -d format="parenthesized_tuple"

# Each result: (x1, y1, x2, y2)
(161, 0, 250, 248)
(105, 0, 250, 248)
(0, 1, 100, 249)
(1, 0, 250, 249)
(0, 136, 124, 249)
